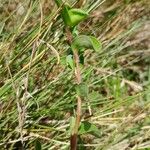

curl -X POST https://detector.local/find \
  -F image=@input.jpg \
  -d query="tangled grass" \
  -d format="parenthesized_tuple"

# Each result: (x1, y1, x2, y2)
(0, 0, 150, 149)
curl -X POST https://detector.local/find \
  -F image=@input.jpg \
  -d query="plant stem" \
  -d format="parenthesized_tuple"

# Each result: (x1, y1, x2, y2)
(71, 49, 82, 150)
(73, 49, 82, 84)
(65, 28, 82, 150)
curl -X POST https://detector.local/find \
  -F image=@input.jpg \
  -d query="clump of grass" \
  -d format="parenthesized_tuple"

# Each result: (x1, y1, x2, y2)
(0, 0, 150, 149)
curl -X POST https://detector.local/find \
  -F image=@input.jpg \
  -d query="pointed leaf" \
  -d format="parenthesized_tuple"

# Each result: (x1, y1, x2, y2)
(89, 36, 102, 52)
(72, 26, 79, 37)
(55, 0, 88, 27)
(72, 35, 93, 50)
(61, 5, 88, 27)
(68, 8, 88, 27)
(71, 35, 102, 52)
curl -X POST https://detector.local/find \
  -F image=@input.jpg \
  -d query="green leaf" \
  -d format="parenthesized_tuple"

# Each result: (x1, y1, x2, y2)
(35, 139, 42, 150)
(72, 26, 79, 37)
(61, 5, 72, 27)
(61, 4, 88, 27)
(68, 8, 88, 27)
(79, 121, 100, 135)
(89, 36, 102, 52)
(55, 0, 88, 27)
(71, 35, 102, 52)
(66, 55, 75, 69)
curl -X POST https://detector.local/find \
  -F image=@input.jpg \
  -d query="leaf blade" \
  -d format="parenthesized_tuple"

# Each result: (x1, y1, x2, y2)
(71, 35, 102, 52)
(89, 36, 102, 52)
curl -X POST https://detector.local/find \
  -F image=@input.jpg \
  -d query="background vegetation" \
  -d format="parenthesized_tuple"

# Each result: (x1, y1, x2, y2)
(0, 0, 150, 149)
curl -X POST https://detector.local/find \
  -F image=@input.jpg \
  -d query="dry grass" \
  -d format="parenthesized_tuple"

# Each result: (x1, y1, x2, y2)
(0, 0, 150, 149)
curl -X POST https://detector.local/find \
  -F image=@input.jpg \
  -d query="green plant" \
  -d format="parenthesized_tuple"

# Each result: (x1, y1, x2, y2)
(55, 0, 102, 149)
(0, 0, 149, 149)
